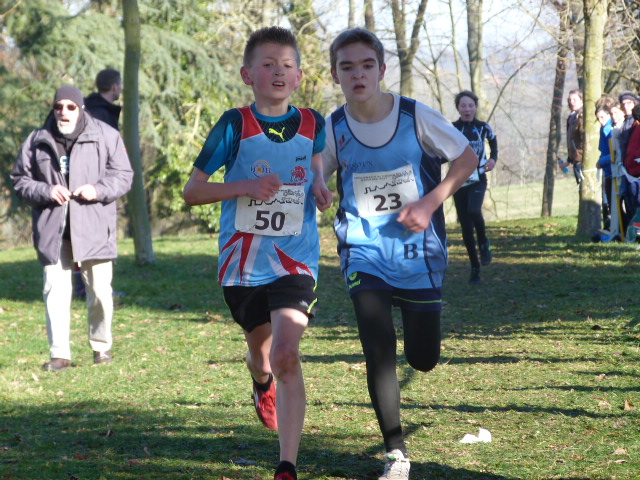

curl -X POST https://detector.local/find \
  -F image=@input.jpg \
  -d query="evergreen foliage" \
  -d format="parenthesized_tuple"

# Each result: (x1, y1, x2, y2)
(1, 0, 334, 234)
(0, 0, 242, 231)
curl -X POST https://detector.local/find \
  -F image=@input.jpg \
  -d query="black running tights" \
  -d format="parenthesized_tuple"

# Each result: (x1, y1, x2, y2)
(351, 289, 441, 454)
(453, 180, 488, 268)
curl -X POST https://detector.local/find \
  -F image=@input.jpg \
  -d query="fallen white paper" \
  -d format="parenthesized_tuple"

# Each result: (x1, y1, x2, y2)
(459, 428, 492, 444)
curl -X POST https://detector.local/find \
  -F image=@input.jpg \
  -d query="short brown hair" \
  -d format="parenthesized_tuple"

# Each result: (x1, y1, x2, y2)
(595, 94, 616, 116)
(329, 28, 385, 71)
(243, 26, 300, 67)
(567, 89, 583, 107)
(95, 68, 121, 93)
(454, 90, 478, 108)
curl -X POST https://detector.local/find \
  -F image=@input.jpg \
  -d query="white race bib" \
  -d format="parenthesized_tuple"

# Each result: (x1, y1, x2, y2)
(463, 157, 487, 186)
(235, 185, 305, 236)
(353, 165, 420, 217)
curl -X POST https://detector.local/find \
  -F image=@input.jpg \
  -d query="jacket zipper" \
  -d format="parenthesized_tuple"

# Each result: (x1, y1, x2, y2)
(44, 137, 70, 265)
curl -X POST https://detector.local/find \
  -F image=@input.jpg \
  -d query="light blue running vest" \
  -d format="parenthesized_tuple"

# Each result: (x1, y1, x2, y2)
(217, 106, 320, 286)
(331, 97, 448, 289)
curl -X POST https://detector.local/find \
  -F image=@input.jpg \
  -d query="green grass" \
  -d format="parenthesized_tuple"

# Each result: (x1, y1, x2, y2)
(443, 176, 580, 224)
(1, 217, 638, 479)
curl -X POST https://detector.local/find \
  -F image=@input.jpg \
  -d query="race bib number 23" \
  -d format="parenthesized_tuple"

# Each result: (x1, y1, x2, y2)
(353, 165, 420, 217)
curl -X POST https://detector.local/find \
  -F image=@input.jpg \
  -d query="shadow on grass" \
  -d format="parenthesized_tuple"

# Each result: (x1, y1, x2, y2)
(440, 354, 621, 365)
(324, 396, 625, 421)
(3, 228, 638, 337)
(408, 461, 516, 480)
(408, 402, 622, 420)
(443, 242, 639, 337)
(1, 401, 521, 480)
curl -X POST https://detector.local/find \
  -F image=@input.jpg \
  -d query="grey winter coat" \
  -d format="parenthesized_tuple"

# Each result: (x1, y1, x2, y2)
(11, 114, 133, 266)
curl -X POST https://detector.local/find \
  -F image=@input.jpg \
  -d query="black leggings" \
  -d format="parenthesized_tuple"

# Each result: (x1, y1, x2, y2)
(351, 289, 441, 454)
(602, 176, 612, 228)
(453, 180, 488, 268)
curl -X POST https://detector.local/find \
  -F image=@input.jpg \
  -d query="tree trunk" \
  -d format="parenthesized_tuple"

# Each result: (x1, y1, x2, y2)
(261, 0, 273, 26)
(422, 33, 445, 112)
(391, 0, 428, 97)
(348, 0, 355, 28)
(122, 0, 155, 264)
(449, 0, 463, 93)
(541, 4, 570, 217)
(466, 0, 484, 112)
(569, 0, 585, 90)
(577, 0, 606, 235)
(364, 0, 375, 31)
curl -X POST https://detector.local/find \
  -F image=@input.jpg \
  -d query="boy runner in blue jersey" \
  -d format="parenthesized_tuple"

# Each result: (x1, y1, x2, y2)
(183, 26, 332, 480)
(322, 28, 478, 480)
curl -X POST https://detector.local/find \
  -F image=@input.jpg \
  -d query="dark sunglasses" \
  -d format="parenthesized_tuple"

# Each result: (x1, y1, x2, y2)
(53, 103, 78, 112)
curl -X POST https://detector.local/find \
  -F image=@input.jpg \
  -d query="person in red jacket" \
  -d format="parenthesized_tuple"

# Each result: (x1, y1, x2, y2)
(621, 105, 640, 230)
(623, 106, 640, 177)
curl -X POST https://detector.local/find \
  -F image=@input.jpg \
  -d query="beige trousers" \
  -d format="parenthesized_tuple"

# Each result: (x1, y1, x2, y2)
(43, 239, 113, 360)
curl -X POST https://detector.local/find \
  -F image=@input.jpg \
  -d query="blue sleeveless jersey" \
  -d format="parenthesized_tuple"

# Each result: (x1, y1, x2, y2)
(331, 97, 448, 289)
(217, 106, 320, 286)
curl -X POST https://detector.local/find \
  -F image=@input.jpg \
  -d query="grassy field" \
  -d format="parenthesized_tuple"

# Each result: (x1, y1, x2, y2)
(1, 215, 638, 480)
(443, 176, 579, 224)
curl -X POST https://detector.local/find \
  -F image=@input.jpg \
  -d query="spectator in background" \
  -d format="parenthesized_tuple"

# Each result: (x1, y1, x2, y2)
(561, 89, 584, 184)
(76, 69, 124, 298)
(617, 92, 639, 156)
(617, 91, 640, 231)
(84, 68, 122, 130)
(609, 103, 627, 239)
(11, 85, 133, 371)
(622, 105, 640, 176)
(595, 103, 613, 230)
(610, 103, 626, 133)
(621, 104, 640, 236)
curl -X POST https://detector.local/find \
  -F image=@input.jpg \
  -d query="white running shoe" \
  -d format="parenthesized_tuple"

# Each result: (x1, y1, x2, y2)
(378, 449, 410, 480)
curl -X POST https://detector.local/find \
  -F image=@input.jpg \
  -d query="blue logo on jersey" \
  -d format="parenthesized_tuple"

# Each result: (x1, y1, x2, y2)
(342, 160, 374, 173)
(251, 160, 272, 177)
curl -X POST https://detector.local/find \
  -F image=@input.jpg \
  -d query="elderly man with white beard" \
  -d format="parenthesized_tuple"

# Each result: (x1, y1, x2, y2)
(11, 85, 133, 372)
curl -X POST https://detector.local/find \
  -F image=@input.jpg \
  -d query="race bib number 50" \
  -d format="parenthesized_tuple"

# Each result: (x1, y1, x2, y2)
(353, 165, 420, 217)
(235, 185, 305, 236)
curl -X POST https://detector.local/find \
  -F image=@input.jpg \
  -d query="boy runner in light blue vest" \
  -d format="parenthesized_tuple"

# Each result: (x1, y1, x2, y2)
(184, 26, 332, 480)
(322, 28, 478, 480)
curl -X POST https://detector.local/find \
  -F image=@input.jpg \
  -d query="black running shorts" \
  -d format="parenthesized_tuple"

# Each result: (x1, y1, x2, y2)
(223, 274, 317, 332)
(346, 271, 442, 312)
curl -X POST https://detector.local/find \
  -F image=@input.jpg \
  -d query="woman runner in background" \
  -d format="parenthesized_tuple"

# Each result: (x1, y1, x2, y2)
(451, 90, 498, 284)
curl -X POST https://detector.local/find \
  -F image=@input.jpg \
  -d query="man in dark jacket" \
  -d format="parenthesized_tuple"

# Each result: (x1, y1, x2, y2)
(11, 85, 133, 372)
(84, 68, 122, 130)
(561, 89, 584, 185)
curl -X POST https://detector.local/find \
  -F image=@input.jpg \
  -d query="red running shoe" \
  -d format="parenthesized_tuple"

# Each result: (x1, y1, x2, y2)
(252, 375, 278, 430)
(274, 472, 296, 480)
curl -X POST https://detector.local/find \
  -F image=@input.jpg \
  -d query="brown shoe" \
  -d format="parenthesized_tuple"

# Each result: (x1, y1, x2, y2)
(93, 350, 113, 364)
(42, 358, 71, 372)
